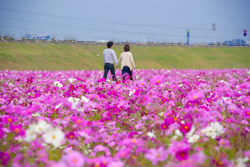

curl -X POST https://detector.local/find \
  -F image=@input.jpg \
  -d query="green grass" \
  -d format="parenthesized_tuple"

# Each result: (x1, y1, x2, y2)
(0, 43, 250, 70)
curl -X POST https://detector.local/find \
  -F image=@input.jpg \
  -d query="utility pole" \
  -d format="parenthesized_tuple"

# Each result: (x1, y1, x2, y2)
(212, 23, 216, 45)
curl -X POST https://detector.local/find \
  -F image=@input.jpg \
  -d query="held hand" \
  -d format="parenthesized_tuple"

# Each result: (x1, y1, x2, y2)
(115, 65, 118, 68)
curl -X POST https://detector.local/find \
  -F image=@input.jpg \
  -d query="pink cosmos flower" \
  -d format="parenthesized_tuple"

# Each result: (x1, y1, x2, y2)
(243, 97, 250, 105)
(51, 161, 68, 167)
(137, 95, 151, 106)
(65, 151, 85, 167)
(244, 108, 250, 119)
(115, 147, 132, 159)
(186, 91, 205, 102)
(144, 146, 168, 165)
(150, 75, 164, 85)
(108, 161, 125, 167)
(72, 116, 84, 126)
(218, 139, 230, 148)
(36, 149, 48, 162)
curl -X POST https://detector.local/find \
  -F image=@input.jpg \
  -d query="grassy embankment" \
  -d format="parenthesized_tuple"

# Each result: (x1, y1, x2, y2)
(0, 43, 250, 70)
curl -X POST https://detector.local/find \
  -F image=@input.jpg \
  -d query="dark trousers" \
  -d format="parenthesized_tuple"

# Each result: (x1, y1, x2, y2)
(122, 66, 133, 80)
(103, 63, 116, 81)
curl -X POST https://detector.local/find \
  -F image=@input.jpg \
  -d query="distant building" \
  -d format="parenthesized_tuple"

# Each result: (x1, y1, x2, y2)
(247, 41, 250, 46)
(36, 35, 50, 40)
(222, 39, 248, 46)
(95, 40, 108, 43)
(25, 34, 32, 40)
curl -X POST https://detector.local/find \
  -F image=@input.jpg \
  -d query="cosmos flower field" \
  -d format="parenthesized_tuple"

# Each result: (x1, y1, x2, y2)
(1, 69, 250, 167)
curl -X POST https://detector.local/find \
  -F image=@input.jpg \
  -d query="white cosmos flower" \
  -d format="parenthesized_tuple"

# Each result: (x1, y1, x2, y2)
(43, 128, 64, 148)
(147, 132, 156, 138)
(158, 112, 164, 116)
(210, 122, 224, 136)
(68, 78, 75, 83)
(81, 96, 89, 103)
(68, 97, 80, 110)
(175, 129, 183, 137)
(55, 103, 62, 109)
(32, 112, 41, 117)
(186, 126, 195, 138)
(235, 157, 249, 167)
(201, 126, 217, 139)
(34, 120, 52, 134)
(53, 81, 60, 86)
(247, 70, 250, 75)
(24, 124, 37, 142)
(129, 90, 135, 96)
(188, 134, 200, 143)
(58, 83, 63, 88)
(172, 129, 183, 140)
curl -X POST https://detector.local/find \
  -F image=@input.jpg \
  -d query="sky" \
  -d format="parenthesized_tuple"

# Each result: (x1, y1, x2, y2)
(0, 0, 249, 43)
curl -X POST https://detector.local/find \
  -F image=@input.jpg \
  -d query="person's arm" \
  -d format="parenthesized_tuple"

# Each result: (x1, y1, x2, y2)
(103, 51, 106, 63)
(130, 53, 136, 69)
(112, 50, 118, 65)
(116, 54, 122, 68)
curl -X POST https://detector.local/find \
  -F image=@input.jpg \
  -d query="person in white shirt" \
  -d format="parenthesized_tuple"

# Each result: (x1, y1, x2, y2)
(103, 41, 118, 81)
(116, 44, 136, 80)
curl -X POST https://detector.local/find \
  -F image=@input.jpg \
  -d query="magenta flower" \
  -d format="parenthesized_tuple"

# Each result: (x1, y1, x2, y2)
(0, 151, 10, 166)
(0, 124, 4, 139)
(97, 78, 106, 83)
(10, 124, 25, 136)
(175, 149, 189, 161)
(65, 151, 85, 167)
(65, 131, 76, 140)
(3, 116, 17, 124)
(144, 146, 168, 165)
(26, 77, 33, 84)
(168, 140, 191, 161)
(161, 117, 175, 130)
(28, 93, 41, 98)
(179, 122, 192, 134)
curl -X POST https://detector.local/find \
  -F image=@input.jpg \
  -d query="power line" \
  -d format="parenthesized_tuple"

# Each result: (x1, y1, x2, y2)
(0, 7, 245, 32)
(0, 16, 189, 37)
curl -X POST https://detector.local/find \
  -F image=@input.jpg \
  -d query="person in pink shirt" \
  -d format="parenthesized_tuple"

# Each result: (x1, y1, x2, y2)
(116, 44, 136, 80)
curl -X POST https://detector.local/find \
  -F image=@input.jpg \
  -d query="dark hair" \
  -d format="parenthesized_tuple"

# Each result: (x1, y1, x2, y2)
(124, 44, 130, 52)
(107, 41, 113, 48)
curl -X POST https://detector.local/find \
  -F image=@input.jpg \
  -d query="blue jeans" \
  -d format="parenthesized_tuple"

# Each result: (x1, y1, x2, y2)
(122, 66, 133, 80)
